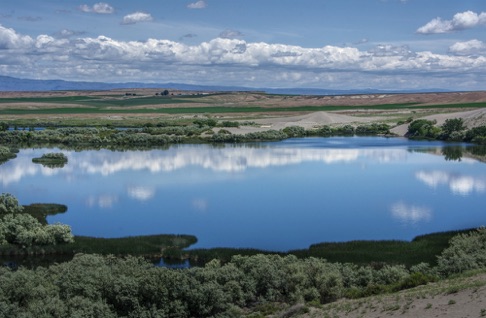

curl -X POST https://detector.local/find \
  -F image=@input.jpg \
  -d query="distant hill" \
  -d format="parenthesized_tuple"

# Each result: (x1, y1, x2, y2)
(0, 75, 451, 95)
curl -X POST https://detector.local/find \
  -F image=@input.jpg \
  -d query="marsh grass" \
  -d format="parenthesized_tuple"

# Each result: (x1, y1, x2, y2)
(289, 229, 471, 267)
(183, 229, 473, 267)
(22, 203, 68, 225)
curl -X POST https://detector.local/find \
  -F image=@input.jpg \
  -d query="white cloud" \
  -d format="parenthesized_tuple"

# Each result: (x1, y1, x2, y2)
(187, 1, 207, 9)
(449, 39, 486, 56)
(79, 2, 114, 14)
(0, 24, 33, 49)
(121, 12, 153, 25)
(391, 202, 432, 224)
(417, 11, 486, 34)
(1, 25, 486, 89)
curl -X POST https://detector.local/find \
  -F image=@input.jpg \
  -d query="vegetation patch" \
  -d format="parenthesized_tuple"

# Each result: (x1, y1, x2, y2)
(32, 152, 67, 163)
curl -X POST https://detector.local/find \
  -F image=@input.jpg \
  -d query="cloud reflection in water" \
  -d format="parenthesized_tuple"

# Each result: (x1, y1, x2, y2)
(416, 170, 486, 195)
(391, 201, 432, 224)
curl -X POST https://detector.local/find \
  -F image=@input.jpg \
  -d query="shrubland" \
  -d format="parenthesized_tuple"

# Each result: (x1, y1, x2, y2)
(0, 193, 485, 317)
(0, 228, 484, 317)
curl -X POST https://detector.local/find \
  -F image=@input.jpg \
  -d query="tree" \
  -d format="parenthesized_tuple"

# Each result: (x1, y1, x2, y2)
(0, 193, 74, 247)
(0, 193, 24, 215)
(162, 90, 169, 96)
(440, 118, 465, 140)
(407, 119, 440, 139)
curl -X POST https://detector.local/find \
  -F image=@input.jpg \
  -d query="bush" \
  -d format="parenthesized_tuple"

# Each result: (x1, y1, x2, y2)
(437, 228, 486, 276)
(194, 118, 217, 128)
(464, 126, 486, 142)
(282, 126, 306, 137)
(221, 121, 240, 128)
(0, 194, 74, 247)
(407, 119, 440, 139)
(355, 123, 390, 135)
(441, 118, 465, 138)
(333, 125, 355, 136)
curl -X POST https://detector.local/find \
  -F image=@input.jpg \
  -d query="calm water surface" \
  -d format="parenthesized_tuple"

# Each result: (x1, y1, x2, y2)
(1, 137, 485, 251)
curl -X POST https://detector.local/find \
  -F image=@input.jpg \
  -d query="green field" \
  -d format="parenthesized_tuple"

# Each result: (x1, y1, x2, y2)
(2, 92, 486, 117)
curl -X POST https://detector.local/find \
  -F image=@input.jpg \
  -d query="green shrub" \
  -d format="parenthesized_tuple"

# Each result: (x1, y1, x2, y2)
(440, 118, 465, 140)
(282, 126, 306, 137)
(333, 125, 355, 136)
(355, 123, 390, 135)
(465, 126, 486, 142)
(221, 121, 240, 128)
(437, 228, 486, 276)
(407, 119, 440, 139)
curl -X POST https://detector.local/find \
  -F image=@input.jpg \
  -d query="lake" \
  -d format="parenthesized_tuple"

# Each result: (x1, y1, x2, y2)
(1, 137, 485, 251)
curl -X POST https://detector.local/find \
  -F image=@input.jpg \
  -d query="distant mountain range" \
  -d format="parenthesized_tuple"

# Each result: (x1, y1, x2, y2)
(0, 75, 451, 95)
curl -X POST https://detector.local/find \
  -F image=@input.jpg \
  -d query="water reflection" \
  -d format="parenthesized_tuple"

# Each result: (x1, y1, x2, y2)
(416, 170, 486, 196)
(442, 146, 463, 161)
(0, 138, 485, 251)
(390, 201, 432, 224)
(127, 186, 155, 201)
(1, 145, 412, 184)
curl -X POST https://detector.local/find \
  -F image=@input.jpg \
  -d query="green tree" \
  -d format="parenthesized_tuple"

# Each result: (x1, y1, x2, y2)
(440, 118, 465, 140)
(437, 228, 486, 276)
(0, 193, 24, 215)
(407, 119, 440, 139)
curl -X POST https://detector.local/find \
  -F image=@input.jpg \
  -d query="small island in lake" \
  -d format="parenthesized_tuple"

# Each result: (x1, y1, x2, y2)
(32, 152, 68, 168)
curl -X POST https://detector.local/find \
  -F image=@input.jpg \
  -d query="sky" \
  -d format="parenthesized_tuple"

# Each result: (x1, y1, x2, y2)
(0, 0, 485, 90)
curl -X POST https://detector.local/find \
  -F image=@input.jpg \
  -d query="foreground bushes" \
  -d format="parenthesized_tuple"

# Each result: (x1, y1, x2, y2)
(0, 227, 482, 318)
(0, 194, 74, 248)
(0, 215, 483, 317)
(0, 254, 428, 317)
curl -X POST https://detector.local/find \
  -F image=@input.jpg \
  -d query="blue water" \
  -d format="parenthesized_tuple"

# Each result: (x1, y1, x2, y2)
(1, 137, 485, 251)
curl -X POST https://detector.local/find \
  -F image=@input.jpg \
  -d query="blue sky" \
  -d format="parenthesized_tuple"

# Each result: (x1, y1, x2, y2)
(0, 0, 485, 90)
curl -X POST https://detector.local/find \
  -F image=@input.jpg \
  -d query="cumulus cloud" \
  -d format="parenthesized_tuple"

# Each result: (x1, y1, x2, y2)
(121, 12, 153, 25)
(187, 1, 207, 9)
(449, 39, 486, 56)
(0, 24, 33, 49)
(79, 2, 114, 14)
(417, 10, 486, 34)
(219, 29, 244, 39)
(1, 25, 486, 89)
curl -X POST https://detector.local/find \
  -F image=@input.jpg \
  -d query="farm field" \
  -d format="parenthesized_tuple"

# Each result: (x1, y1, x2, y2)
(2, 90, 486, 133)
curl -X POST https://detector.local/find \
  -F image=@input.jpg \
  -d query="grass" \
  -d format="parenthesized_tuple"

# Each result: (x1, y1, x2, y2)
(181, 229, 474, 267)
(22, 203, 68, 225)
(61, 234, 197, 255)
(1, 94, 486, 116)
(287, 229, 470, 267)
(0, 234, 197, 258)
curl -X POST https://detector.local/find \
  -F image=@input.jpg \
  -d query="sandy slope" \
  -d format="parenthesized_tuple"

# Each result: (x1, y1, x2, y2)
(223, 111, 376, 134)
(223, 108, 486, 136)
(303, 273, 486, 318)
(391, 108, 486, 136)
